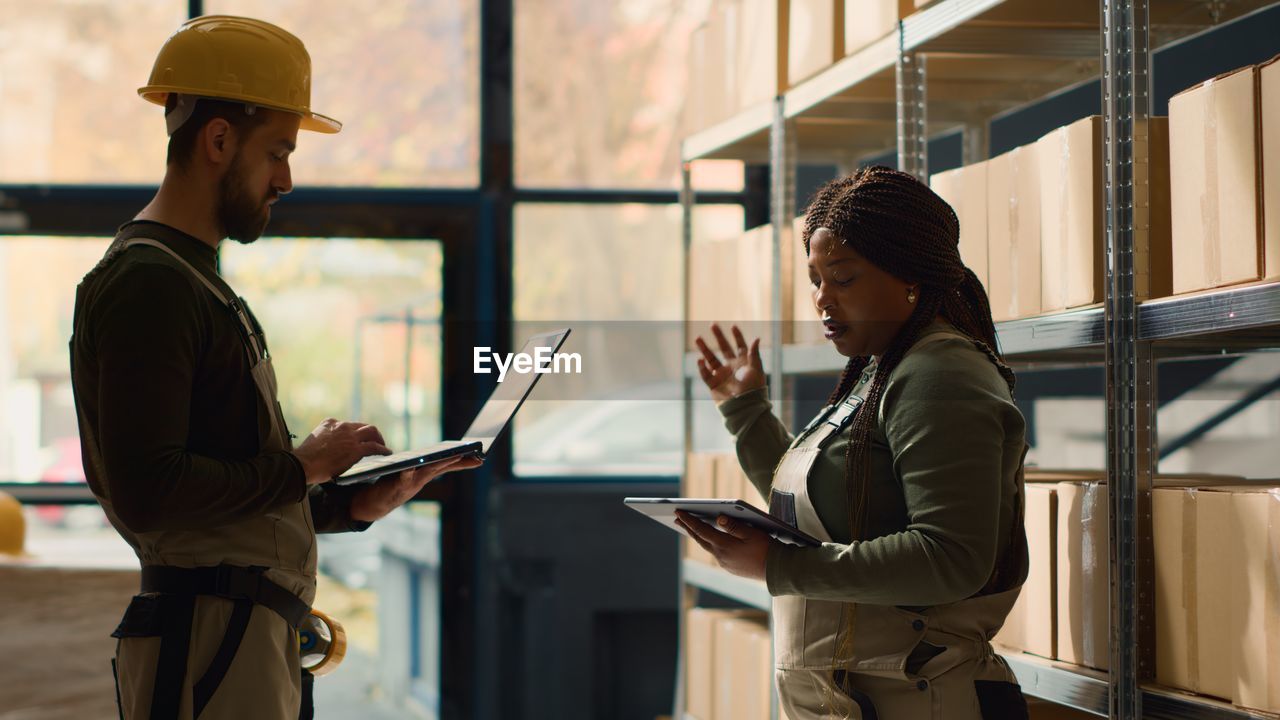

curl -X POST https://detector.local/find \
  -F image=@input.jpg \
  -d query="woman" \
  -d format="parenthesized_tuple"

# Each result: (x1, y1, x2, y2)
(677, 167, 1030, 720)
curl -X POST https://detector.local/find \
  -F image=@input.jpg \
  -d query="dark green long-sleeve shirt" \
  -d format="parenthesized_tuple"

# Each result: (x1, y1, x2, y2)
(720, 321, 1027, 606)
(71, 221, 367, 536)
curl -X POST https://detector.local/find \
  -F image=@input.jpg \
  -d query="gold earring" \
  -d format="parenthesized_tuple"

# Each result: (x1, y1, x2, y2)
(907, 288, 917, 304)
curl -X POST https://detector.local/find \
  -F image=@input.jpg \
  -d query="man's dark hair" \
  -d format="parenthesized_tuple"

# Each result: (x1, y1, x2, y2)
(165, 95, 270, 168)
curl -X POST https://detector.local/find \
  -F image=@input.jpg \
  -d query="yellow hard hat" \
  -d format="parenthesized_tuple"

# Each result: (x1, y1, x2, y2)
(0, 491, 25, 556)
(139, 15, 341, 134)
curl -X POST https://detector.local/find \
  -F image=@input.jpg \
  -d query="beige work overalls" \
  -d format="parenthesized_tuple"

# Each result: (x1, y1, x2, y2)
(79, 238, 317, 720)
(770, 333, 1026, 720)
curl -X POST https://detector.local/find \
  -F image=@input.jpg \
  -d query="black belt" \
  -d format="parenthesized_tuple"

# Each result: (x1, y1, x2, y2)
(141, 564, 310, 629)
(116, 565, 310, 719)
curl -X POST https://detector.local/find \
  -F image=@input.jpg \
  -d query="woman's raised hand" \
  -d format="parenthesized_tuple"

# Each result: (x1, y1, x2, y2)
(695, 324, 766, 404)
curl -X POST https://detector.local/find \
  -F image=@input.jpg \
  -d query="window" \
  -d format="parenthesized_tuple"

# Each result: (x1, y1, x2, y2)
(512, 203, 742, 476)
(207, 0, 480, 187)
(219, 237, 444, 449)
(0, 1, 185, 184)
(515, 0, 743, 190)
(222, 236, 446, 720)
(0, 236, 111, 483)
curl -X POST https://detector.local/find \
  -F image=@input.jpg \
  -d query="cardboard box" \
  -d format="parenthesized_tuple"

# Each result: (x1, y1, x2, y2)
(686, 607, 718, 720)
(995, 482, 1057, 658)
(686, 5, 738, 132)
(684, 453, 719, 564)
(1056, 480, 1108, 670)
(1261, 56, 1280, 285)
(737, 0, 790, 110)
(844, 0, 899, 57)
(789, 0, 843, 85)
(986, 144, 1043, 322)
(791, 215, 826, 344)
(1152, 485, 1235, 700)
(1153, 484, 1280, 713)
(1231, 487, 1280, 713)
(715, 452, 754, 502)
(688, 608, 768, 720)
(1170, 64, 1277, 293)
(1038, 117, 1103, 311)
(688, 223, 796, 349)
(930, 160, 990, 290)
(715, 614, 772, 720)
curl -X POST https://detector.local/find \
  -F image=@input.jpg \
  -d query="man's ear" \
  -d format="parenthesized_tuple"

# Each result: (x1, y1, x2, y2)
(199, 118, 235, 167)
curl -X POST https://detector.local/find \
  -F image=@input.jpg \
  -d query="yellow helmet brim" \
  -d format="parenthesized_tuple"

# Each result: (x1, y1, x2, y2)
(139, 87, 341, 134)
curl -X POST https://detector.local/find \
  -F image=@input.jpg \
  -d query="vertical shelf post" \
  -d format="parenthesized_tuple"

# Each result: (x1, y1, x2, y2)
(1101, 1, 1156, 718)
(770, 98, 795, 416)
(962, 119, 990, 165)
(896, 48, 928, 181)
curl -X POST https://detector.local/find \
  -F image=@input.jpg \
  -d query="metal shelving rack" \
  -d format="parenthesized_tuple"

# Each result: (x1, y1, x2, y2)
(676, 1, 1280, 719)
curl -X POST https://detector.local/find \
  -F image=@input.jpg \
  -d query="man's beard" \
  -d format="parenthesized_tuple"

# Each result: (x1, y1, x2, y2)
(217, 152, 273, 245)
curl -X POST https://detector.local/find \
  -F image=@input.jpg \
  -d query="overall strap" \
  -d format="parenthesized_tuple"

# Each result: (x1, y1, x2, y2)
(119, 238, 268, 364)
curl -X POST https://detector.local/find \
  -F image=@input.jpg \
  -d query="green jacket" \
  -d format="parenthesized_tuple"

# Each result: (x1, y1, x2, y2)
(719, 322, 1027, 606)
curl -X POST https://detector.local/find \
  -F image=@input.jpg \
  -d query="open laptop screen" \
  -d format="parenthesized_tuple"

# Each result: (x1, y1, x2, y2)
(463, 329, 570, 453)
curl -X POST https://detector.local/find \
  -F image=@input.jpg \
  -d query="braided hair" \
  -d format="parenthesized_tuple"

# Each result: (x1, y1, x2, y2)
(801, 166, 1017, 667)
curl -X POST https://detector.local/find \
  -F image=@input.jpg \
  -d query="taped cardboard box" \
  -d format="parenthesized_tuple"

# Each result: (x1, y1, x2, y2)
(1261, 56, 1280, 287)
(1056, 479, 1108, 669)
(987, 144, 1043, 322)
(789, 0, 844, 85)
(1153, 484, 1280, 713)
(737, 0, 790, 111)
(1231, 486, 1280, 713)
(1170, 64, 1277, 293)
(995, 482, 1057, 658)
(1054, 472, 1241, 672)
(715, 614, 773, 720)
(1038, 117, 1103, 311)
(930, 161, 990, 290)
(1036, 116, 1172, 308)
(844, 0, 899, 58)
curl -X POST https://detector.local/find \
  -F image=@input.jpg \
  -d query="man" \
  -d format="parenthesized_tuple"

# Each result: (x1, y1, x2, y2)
(68, 15, 480, 719)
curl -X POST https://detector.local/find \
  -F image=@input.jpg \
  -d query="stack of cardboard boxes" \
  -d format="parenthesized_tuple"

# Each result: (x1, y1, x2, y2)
(686, 1, 790, 132)
(926, 55, 1280, 319)
(691, 1, 945, 132)
(995, 471, 1280, 715)
(930, 115, 1174, 322)
(685, 608, 774, 720)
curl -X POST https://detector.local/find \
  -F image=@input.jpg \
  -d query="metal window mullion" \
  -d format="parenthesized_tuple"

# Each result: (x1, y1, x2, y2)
(676, 161, 694, 720)
(1102, 2, 1155, 719)
(895, 44, 928, 181)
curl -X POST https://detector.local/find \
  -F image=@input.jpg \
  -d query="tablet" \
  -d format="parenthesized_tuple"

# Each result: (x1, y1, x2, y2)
(623, 497, 821, 547)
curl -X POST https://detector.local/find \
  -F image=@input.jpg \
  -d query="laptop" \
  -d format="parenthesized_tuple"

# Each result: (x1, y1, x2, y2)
(333, 328, 571, 485)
